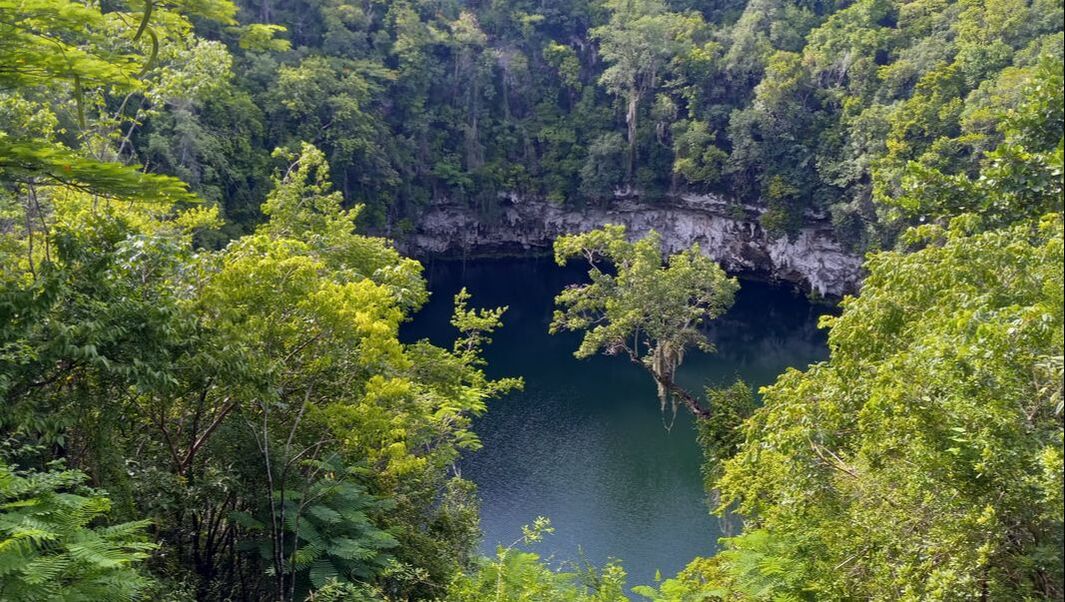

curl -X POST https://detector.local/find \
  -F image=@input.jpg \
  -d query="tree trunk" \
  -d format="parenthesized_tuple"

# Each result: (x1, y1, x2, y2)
(628, 354, 710, 419)
(626, 90, 638, 181)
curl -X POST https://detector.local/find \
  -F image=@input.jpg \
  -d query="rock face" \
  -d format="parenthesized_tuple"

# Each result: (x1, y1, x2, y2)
(399, 194, 863, 297)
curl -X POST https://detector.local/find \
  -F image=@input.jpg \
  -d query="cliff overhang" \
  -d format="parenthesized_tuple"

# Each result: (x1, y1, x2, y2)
(398, 193, 863, 298)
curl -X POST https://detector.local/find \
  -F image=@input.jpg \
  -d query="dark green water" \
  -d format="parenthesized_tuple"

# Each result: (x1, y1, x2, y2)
(405, 257, 830, 586)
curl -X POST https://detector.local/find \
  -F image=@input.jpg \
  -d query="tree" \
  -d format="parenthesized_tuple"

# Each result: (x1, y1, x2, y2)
(671, 120, 727, 187)
(889, 56, 1064, 229)
(231, 458, 398, 601)
(713, 216, 1064, 599)
(696, 381, 757, 501)
(183, 143, 520, 599)
(2, 5, 523, 589)
(0, 135, 521, 600)
(550, 225, 738, 420)
(703, 58, 1065, 600)
(592, 0, 703, 182)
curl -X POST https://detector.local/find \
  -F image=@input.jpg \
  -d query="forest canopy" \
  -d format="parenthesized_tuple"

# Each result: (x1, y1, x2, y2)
(86, 0, 1065, 249)
(1, 0, 1063, 599)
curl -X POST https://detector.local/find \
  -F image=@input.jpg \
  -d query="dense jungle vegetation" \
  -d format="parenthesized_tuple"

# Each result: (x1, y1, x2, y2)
(1, 0, 1063, 599)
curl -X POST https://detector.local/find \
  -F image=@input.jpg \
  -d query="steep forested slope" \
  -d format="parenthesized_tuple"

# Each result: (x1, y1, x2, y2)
(131, 0, 1062, 250)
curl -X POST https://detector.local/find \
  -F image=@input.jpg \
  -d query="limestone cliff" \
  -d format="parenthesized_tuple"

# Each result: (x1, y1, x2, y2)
(399, 194, 863, 297)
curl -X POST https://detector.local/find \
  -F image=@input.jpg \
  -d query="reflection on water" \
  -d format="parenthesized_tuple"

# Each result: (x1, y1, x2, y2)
(404, 257, 831, 586)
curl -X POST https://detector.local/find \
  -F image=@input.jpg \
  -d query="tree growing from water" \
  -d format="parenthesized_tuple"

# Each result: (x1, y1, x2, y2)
(550, 225, 739, 422)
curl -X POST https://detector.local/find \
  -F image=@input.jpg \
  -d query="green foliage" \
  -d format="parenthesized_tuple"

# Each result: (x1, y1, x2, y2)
(0, 0, 139, 90)
(0, 137, 196, 203)
(8, 0, 1037, 249)
(672, 120, 727, 186)
(176, 143, 517, 598)
(592, 0, 705, 181)
(580, 133, 629, 198)
(0, 0, 234, 210)
(27, 0, 1042, 247)
(697, 381, 757, 494)
(1, 27, 519, 589)
(239, 24, 291, 53)
(552, 226, 737, 361)
(718, 216, 1064, 598)
(551, 225, 738, 419)
(632, 531, 813, 601)
(446, 517, 630, 602)
(708, 64, 1065, 599)
(233, 458, 398, 599)
(4, 0, 1064, 599)
(890, 57, 1064, 228)
(0, 462, 157, 601)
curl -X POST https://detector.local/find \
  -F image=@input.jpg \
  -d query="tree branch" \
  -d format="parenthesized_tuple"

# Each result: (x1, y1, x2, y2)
(618, 344, 710, 419)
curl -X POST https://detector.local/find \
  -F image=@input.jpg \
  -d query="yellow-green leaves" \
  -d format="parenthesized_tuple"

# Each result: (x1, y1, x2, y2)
(447, 517, 630, 602)
(0, 0, 139, 90)
(0, 137, 197, 204)
(262, 144, 428, 311)
(237, 23, 291, 53)
(715, 216, 1064, 598)
(1, 133, 519, 597)
(0, 463, 158, 600)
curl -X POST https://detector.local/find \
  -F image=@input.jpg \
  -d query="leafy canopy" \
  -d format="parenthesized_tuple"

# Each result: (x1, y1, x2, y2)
(684, 51, 1065, 601)
(551, 225, 738, 419)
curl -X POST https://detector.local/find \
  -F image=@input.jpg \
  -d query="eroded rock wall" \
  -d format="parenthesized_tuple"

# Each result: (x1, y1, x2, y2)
(399, 194, 863, 297)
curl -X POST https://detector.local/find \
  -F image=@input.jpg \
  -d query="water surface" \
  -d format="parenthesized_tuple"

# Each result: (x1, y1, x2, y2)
(405, 257, 830, 586)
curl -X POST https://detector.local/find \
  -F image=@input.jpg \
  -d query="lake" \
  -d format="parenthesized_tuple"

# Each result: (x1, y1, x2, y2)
(404, 257, 831, 587)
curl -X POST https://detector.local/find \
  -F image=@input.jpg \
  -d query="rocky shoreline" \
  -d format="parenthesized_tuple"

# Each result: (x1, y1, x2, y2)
(398, 194, 863, 297)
